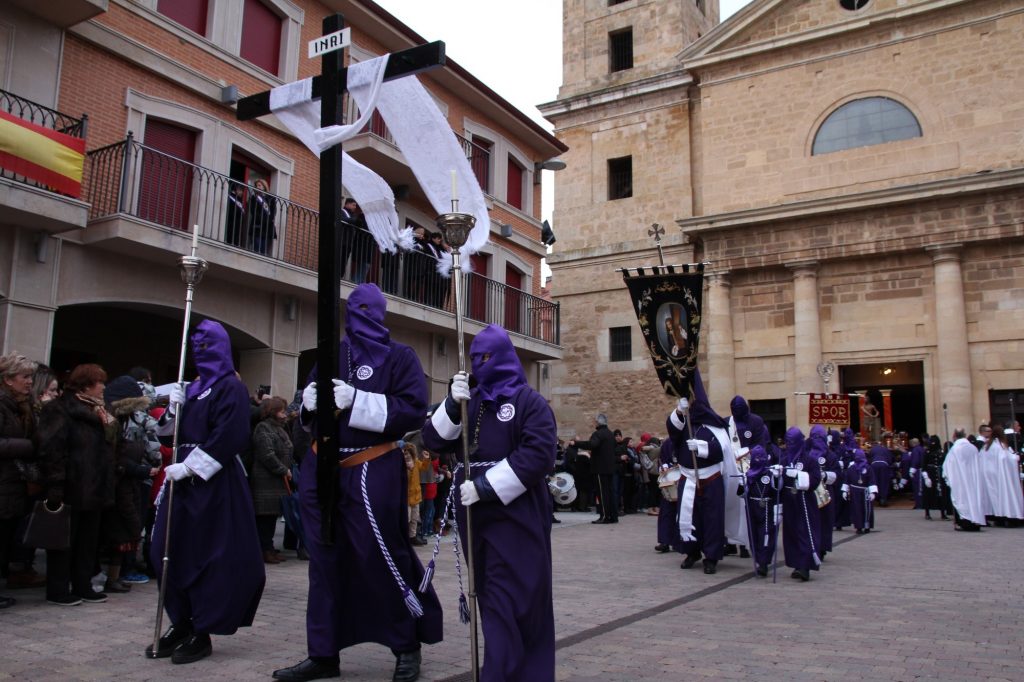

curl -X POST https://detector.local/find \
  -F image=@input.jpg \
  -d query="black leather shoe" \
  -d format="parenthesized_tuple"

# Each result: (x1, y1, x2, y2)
(654, 543, 670, 553)
(724, 544, 737, 556)
(755, 564, 768, 577)
(272, 658, 341, 681)
(602, 518, 618, 524)
(393, 649, 421, 682)
(680, 554, 698, 570)
(791, 569, 809, 582)
(171, 633, 212, 664)
(702, 559, 717, 575)
(590, 517, 606, 524)
(739, 547, 751, 559)
(145, 623, 192, 659)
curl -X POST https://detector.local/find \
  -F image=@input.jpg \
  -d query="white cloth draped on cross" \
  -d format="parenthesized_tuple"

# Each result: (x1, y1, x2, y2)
(268, 54, 489, 257)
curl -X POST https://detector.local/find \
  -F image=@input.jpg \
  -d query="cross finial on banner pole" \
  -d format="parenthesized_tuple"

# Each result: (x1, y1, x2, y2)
(647, 223, 666, 266)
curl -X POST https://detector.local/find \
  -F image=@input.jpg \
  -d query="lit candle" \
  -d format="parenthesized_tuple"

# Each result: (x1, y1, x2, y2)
(192, 224, 199, 250)
(450, 169, 458, 203)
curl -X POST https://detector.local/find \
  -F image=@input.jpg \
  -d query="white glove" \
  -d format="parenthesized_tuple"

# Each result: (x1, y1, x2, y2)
(785, 468, 799, 478)
(677, 397, 689, 413)
(164, 462, 192, 482)
(869, 493, 877, 502)
(842, 490, 850, 501)
(450, 371, 471, 402)
(332, 379, 355, 410)
(168, 383, 185, 416)
(302, 381, 317, 411)
(460, 480, 480, 506)
(660, 463, 670, 472)
(909, 468, 918, 476)
(923, 472, 932, 488)
(769, 464, 783, 476)
(686, 439, 709, 459)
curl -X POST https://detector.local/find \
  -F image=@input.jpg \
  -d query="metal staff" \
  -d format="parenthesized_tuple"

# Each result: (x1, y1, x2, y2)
(942, 402, 950, 453)
(149, 226, 208, 658)
(770, 468, 782, 584)
(436, 202, 480, 682)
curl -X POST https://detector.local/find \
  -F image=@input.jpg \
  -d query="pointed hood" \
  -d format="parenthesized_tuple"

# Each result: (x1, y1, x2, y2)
(730, 394, 765, 447)
(345, 283, 391, 368)
(470, 324, 527, 402)
(686, 368, 729, 429)
(808, 424, 829, 460)
(783, 426, 805, 465)
(747, 444, 770, 478)
(187, 319, 235, 398)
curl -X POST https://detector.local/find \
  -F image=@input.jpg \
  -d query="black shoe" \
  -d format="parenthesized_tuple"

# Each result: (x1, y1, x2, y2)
(680, 554, 698, 570)
(724, 544, 737, 556)
(551, 517, 561, 524)
(739, 547, 751, 559)
(603, 518, 618, 524)
(146, 623, 193, 659)
(654, 544, 670, 553)
(855, 529, 864, 535)
(819, 550, 828, 562)
(755, 564, 768, 577)
(75, 591, 107, 604)
(47, 594, 82, 607)
(591, 517, 606, 524)
(791, 568, 810, 582)
(703, 559, 717, 575)
(297, 547, 310, 561)
(171, 633, 212, 664)
(0, 596, 15, 608)
(272, 658, 341, 681)
(393, 649, 421, 682)
(410, 537, 427, 546)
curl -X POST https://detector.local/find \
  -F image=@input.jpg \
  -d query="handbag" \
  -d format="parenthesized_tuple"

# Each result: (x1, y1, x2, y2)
(23, 500, 71, 551)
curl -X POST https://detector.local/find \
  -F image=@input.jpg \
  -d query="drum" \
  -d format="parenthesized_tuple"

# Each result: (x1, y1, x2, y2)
(658, 466, 682, 502)
(548, 472, 575, 498)
(554, 487, 577, 506)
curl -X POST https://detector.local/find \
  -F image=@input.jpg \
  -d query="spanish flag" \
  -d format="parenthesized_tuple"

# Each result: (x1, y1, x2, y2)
(0, 110, 86, 198)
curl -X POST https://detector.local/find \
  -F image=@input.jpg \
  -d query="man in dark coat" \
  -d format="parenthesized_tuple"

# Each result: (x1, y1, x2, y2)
(147, 320, 265, 664)
(273, 284, 442, 682)
(572, 413, 617, 523)
(422, 323, 557, 682)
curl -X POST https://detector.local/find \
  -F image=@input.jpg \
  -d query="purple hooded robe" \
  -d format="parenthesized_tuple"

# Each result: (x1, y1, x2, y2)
(299, 284, 442, 657)
(842, 449, 878, 530)
(743, 445, 780, 569)
(780, 427, 823, 572)
(151, 319, 265, 635)
(422, 324, 556, 682)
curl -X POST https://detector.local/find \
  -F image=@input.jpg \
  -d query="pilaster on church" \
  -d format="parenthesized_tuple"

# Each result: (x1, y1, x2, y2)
(926, 244, 975, 433)
(706, 271, 735, 414)
(787, 261, 823, 429)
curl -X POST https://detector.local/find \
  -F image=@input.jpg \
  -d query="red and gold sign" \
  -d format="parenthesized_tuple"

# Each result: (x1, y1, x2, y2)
(809, 393, 850, 426)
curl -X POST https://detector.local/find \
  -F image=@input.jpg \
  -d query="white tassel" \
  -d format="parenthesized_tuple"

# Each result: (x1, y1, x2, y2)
(418, 560, 435, 593)
(436, 251, 452, 278)
(397, 226, 416, 252)
(404, 588, 424, 618)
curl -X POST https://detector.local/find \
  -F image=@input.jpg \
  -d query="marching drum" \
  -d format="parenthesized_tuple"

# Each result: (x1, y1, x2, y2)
(658, 466, 682, 502)
(548, 472, 577, 507)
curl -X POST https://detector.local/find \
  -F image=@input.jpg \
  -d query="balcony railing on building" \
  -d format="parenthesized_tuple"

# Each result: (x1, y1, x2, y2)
(0, 88, 87, 196)
(84, 136, 558, 345)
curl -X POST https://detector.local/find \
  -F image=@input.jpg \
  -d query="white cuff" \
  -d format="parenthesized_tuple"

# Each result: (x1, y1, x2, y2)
(484, 459, 528, 505)
(183, 446, 223, 481)
(430, 405, 462, 441)
(841, 483, 850, 493)
(868, 484, 879, 495)
(348, 390, 388, 433)
(795, 471, 810, 490)
(824, 472, 837, 485)
(670, 410, 685, 431)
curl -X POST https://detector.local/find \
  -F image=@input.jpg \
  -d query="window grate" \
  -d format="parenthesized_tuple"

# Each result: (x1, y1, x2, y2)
(607, 156, 632, 200)
(609, 327, 632, 362)
(609, 28, 633, 72)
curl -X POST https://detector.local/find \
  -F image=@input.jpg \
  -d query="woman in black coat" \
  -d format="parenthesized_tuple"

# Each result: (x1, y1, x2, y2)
(0, 352, 39, 609)
(38, 363, 115, 606)
(250, 396, 293, 563)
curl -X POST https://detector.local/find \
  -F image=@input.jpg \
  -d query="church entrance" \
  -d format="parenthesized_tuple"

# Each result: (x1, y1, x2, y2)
(840, 361, 927, 438)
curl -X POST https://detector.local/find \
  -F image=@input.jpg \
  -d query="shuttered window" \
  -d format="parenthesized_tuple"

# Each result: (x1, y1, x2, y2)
(138, 119, 196, 231)
(506, 157, 524, 210)
(157, 0, 208, 36)
(240, 0, 282, 76)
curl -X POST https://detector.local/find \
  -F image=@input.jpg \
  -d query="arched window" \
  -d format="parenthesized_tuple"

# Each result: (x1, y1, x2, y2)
(812, 97, 922, 155)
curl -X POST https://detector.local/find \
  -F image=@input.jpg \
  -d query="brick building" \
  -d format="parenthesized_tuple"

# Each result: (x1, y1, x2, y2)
(540, 0, 1024, 440)
(0, 0, 566, 401)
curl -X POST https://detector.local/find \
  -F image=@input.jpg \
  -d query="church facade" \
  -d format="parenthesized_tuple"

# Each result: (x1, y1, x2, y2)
(540, 0, 1024, 440)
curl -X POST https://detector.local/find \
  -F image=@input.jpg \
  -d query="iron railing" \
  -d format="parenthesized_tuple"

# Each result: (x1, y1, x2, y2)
(84, 137, 559, 344)
(0, 88, 87, 195)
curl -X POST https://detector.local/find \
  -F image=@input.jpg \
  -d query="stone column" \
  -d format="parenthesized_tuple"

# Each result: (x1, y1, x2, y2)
(880, 388, 893, 434)
(927, 245, 974, 432)
(788, 261, 823, 430)
(706, 272, 735, 415)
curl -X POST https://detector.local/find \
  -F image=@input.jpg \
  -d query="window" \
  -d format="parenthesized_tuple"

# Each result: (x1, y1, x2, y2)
(505, 265, 523, 332)
(750, 399, 787, 445)
(812, 97, 921, 155)
(609, 0, 629, 5)
(506, 157, 524, 210)
(608, 156, 632, 200)
(609, 327, 632, 362)
(609, 28, 633, 72)
(240, 0, 282, 76)
(839, 0, 870, 10)
(157, 0, 208, 36)
(138, 119, 196, 231)
(469, 137, 492, 193)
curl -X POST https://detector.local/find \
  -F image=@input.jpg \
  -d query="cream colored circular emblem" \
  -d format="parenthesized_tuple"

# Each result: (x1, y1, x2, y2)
(497, 403, 515, 422)
(356, 365, 373, 380)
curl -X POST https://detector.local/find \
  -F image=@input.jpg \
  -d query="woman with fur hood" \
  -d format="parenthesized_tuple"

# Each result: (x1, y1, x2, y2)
(101, 376, 158, 593)
(38, 363, 116, 606)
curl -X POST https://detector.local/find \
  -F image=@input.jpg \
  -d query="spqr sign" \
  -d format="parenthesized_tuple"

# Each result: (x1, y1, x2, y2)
(808, 394, 850, 426)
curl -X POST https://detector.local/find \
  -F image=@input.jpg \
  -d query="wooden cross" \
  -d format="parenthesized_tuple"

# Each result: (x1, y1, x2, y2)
(236, 14, 445, 543)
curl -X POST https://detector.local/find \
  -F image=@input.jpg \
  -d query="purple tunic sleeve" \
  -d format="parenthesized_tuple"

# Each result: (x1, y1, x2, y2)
(181, 377, 250, 479)
(483, 391, 556, 504)
(345, 345, 426, 439)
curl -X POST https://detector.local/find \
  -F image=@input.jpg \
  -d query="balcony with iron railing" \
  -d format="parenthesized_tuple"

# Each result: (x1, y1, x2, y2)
(0, 89, 88, 193)
(83, 136, 559, 346)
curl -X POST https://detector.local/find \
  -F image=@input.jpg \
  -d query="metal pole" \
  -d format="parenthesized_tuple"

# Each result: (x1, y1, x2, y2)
(150, 227, 207, 658)
(436, 207, 480, 682)
(942, 402, 950, 451)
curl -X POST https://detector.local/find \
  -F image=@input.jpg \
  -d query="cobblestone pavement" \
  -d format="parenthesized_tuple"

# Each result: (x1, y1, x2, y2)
(2, 508, 1021, 681)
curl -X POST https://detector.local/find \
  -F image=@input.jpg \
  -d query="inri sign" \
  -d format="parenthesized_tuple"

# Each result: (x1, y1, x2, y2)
(308, 27, 351, 59)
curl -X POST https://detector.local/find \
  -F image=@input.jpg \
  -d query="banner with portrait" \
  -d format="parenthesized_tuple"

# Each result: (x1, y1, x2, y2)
(622, 264, 704, 398)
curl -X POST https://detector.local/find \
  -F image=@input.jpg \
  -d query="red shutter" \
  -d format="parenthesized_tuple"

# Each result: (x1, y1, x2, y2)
(506, 157, 523, 209)
(471, 138, 492, 193)
(157, 0, 208, 35)
(468, 253, 490, 322)
(138, 119, 196, 231)
(240, 0, 282, 75)
(504, 264, 523, 332)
